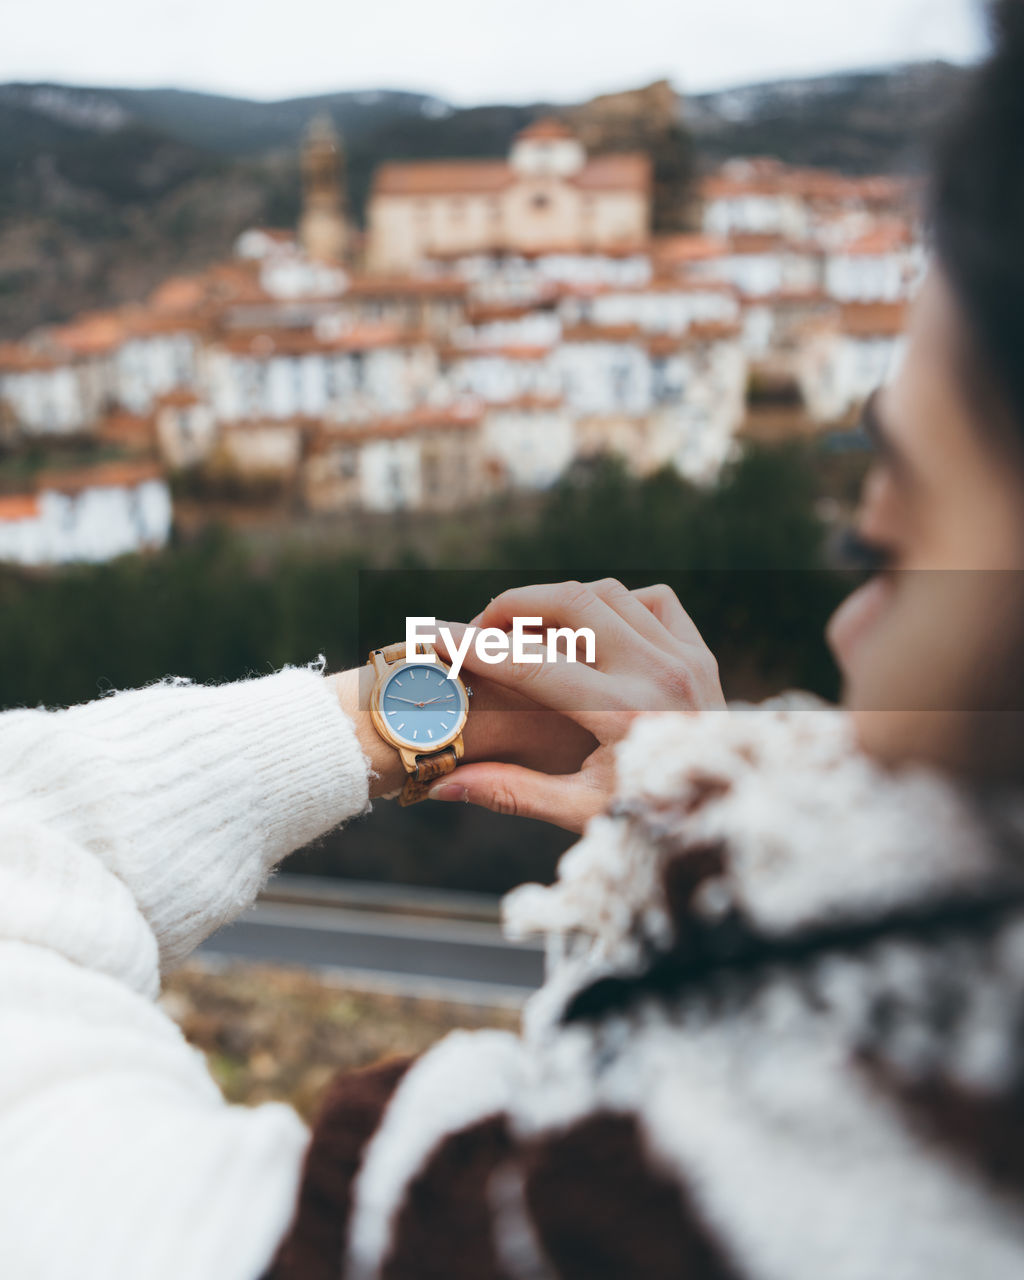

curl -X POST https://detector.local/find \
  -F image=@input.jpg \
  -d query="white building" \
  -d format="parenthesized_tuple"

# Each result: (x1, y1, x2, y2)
(558, 281, 740, 336)
(205, 328, 439, 426)
(798, 302, 909, 423)
(689, 234, 822, 301)
(0, 463, 172, 566)
(154, 391, 218, 469)
(445, 347, 561, 407)
(110, 323, 200, 415)
(0, 350, 93, 436)
(702, 160, 813, 242)
(555, 331, 657, 416)
(454, 251, 651, 308)
(304, 406, 485, 513)
(824, 223, 921, 303)
(482, 401, 575, 489)
(368, 120, 652, 273)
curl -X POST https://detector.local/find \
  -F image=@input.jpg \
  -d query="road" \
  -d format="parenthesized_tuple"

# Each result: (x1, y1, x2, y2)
(199, 879, 546, 1006)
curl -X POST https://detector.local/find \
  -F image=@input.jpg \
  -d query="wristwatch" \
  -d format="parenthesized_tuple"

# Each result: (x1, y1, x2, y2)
(367, 642, 471, 806)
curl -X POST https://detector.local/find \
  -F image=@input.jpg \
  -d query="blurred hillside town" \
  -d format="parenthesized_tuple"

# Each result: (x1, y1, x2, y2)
(0, 105, 920, 566)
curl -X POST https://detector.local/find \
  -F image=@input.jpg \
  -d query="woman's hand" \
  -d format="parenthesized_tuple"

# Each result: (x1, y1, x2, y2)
(429, 579, 725, 833)
(330, 662, 597, 799)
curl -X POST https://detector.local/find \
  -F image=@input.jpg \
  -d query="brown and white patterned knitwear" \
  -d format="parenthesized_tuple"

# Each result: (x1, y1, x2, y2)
(269, 698, 1024, 1280)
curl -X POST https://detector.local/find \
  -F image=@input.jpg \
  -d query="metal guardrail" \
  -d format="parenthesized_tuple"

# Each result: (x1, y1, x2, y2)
(260, 873, 504, 924)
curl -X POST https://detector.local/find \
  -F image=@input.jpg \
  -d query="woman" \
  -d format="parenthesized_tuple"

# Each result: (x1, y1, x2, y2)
(5, 9, 1024, 1280)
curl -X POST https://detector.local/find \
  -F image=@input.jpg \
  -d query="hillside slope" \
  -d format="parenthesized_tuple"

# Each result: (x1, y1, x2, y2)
(0, 62, 969, 339)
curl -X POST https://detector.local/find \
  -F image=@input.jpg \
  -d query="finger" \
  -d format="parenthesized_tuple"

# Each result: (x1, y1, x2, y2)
(457, 634, 607, 718)
(432, 620, 464, 669)
(584, 577, 678, 651)
(472, 581, 637, 655)
(427, 762, 606, 834)
(631, 584, 705, 646)
(435, 618, 601, 713)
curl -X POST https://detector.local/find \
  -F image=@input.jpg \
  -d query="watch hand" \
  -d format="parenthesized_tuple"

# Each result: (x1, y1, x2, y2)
(387, 697, 426, 705)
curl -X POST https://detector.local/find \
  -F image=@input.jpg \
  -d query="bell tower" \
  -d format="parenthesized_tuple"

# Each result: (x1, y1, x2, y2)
(299, 116, 349, 264)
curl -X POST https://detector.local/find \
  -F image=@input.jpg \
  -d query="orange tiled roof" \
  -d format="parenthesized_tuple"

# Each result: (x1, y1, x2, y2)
(127, 309, 204, 338)
(839, 221, 913, 256)
(743, 288, 830, 307)
(217, 323, 411, 358)
(567, 278, 736, 298)
(486, 393, 564, 412)
(702, 159, 914, 208)
(0, 494, 41, 522)
(466, 302, 544, 323)
(727, 233, 791, 255)
(345, 275, 468, 298)
(839, 301, 908, 338)
(197, 261, 271, 307)
(573, 153, 651, 191)
(372, 153, 650, 198)
(0, 343, 58, 373)
(653, 234, 730, 264)
(219, 417, 318, 434)
(374, 161, 514, 197)
(36, 460, 165, 496)
(155, 389, 202, 408)
(310, 403, 484, 447)
(450, 344, 554, 361)
(50, 311, 127, 357)
(686, 320, 744, 343)
(515, 118, 577, 142)
(562, 323, 645, 344)
(149, 276, 207, 314)
(94, 412, 156, 446)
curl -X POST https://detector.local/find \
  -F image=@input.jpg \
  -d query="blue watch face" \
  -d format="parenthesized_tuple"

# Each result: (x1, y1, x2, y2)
(379, 663, 466, 750)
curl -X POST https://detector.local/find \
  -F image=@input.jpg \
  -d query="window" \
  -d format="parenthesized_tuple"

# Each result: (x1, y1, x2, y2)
(612, 363, 632, 407)
(242, 360, 268, 416)
(422, 452, 441, 496)
(337, 446, 358, 479)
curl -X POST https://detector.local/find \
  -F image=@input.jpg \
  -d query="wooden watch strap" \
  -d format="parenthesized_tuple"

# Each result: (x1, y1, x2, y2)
(374, 641, 415, 665)
(370, 643, 460, 806)
(399, 746, 459, 806)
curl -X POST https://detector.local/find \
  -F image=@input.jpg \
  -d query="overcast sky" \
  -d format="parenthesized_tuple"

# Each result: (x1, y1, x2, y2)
(3, 0, 989, 104)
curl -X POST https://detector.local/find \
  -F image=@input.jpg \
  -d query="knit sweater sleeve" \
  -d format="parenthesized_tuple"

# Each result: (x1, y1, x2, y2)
(0, 666, 372, 1280)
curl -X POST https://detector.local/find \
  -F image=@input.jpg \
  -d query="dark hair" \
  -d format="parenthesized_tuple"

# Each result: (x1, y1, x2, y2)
(932, 0, 1024, 442)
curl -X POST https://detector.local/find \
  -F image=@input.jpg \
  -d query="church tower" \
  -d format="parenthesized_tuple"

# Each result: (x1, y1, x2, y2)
(299, 116, 349, 264)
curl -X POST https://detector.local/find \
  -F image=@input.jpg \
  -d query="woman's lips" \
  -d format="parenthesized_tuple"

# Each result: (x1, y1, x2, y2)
(827, 575, 894, 677)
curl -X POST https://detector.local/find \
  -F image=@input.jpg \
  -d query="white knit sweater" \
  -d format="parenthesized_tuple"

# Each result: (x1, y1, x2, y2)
(0, 665, 371, 1279)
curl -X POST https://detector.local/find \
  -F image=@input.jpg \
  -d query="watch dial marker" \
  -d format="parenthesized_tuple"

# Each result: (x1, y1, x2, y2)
(383, 667, 463, 747)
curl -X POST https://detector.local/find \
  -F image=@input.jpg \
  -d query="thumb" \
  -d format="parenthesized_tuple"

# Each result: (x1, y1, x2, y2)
(427, 763, 602, 834)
